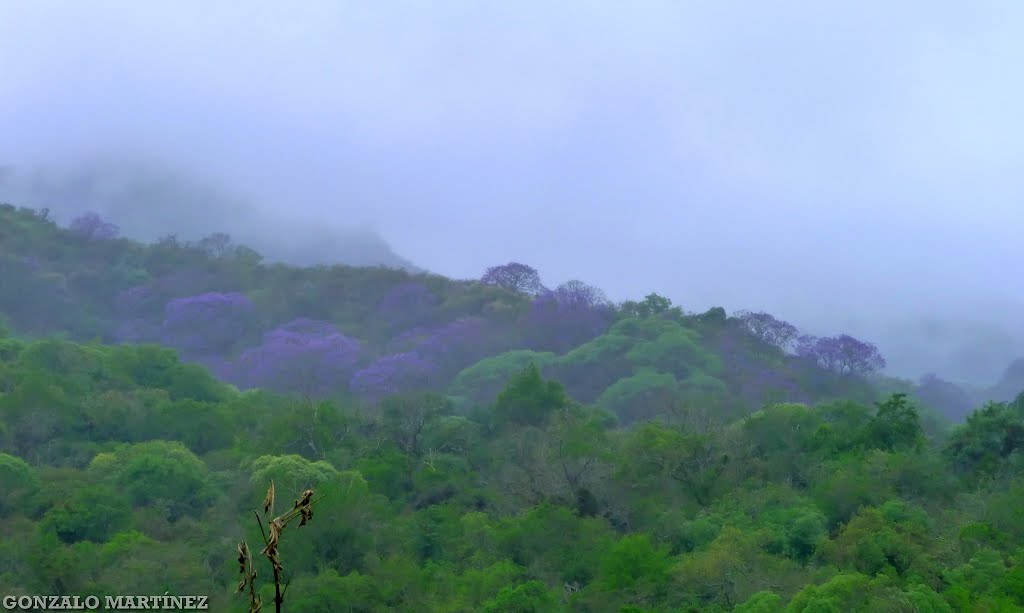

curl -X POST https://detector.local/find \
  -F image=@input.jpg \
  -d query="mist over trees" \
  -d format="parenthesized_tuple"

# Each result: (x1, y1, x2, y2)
(4, 2, 1024, 607)
(0, 161, 420, 271)
(1, 203, 1024, 610)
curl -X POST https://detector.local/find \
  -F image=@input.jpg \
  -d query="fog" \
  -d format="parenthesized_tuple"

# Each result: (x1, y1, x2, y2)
(2, 1, 1023, 385)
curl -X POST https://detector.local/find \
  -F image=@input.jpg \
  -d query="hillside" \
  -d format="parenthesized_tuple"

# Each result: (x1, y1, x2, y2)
(4, 202, 1016, 422)
(1, 203, 899, 419)
(3, 203, 1024, 610)
(1, 331, 1024, 610)
(0, 162, 421, 270)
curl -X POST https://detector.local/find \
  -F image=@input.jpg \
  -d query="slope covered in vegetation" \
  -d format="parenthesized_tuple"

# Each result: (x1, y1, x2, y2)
(1, 204, 944, 420)
(1, 332, 1024, 610)
(3, 204, 1024, 611)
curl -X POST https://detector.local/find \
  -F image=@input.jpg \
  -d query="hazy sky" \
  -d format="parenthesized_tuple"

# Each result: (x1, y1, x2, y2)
(2, 2, 1023, 382)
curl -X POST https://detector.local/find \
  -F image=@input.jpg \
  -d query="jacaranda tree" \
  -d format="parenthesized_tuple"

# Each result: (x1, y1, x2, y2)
(233, 318, 363, 396)
(388, 316, 492, 376)
(68, 212, 120, 241)
(523, 280, 614, 353)
(795, 334, 886, 376)
(481, 262, 544, 294)
(161, 292, 256, 356)
(735, 310, 799, 350)
(349, 352, 441, 400)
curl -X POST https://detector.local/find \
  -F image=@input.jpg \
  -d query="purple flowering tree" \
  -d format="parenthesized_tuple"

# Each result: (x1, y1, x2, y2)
(161, 292, 256, 355)
(354, 317, 493, 401)
(349, 352, 441, 401)
(711, 328, 808, 408)
(735, 310, 799, 350)
(69, 212, 120, 241)
(233, 318, 362, 396)
(795, 334, 886, 376)
(481, 262, 543, 294)
(551, 280, 610, 309)
(377, 281, 440, 330)
(522, 280, 614, 353)
(116, 270, 217, 316)
(388, 317, 491, 372)
(417, 317, 488, 364)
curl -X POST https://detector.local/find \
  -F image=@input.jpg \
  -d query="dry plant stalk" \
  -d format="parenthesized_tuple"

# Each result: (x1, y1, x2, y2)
(236, 541, 261, 613)
(235, 480, 325, 613)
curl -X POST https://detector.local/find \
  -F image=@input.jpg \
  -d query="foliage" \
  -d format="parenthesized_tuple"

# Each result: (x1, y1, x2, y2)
(69, 212, 120, 241)
(735, 310, 799, 350)
(2, 204, 1021, 611)
(619, 293, 675, 318)
(493, 362, 569, 427)
(480, 262, 543, 294)
(449, 350, 558, 408)
(98, 440, 216, 521)
(0, 331, 1020, 609)
(520, 281, 615, 354)
(865, 393, 925, 453)
(0, 452, 38, 517)
(796, 334, 886, 376)
(944, 397, 1024, 480)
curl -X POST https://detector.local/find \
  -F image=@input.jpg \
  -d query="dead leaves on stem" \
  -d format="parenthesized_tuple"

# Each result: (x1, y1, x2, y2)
(236, 541, 261, 613)
(236, 480, 324, 613)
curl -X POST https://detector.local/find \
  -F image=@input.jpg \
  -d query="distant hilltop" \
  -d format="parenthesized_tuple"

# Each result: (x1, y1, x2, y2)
(0, 159, 421, 272)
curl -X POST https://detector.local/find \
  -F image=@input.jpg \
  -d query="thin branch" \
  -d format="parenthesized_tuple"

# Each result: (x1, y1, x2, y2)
(252, 510, 270, 545)
(281, 574, 293, 600)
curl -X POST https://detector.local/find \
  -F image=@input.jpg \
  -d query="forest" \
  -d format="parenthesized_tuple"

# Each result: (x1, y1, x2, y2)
(2, 204, 1024, 612)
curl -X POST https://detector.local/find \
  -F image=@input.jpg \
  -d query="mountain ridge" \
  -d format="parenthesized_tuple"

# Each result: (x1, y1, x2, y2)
(0, 160, 421, 271)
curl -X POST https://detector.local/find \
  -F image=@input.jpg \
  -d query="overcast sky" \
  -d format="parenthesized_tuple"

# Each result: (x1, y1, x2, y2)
(2, 1, 1023, 383)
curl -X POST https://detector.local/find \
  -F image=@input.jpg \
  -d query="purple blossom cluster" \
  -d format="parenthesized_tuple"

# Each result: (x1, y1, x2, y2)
(161, 292, 256, 355)
(349, 351, 441, 400)
(356, 317, 492, 400)
(388, 317, 487, 362)
(68, 212, 120, 241)
(712, 329, 808, 408)
(419, 317, 488, 362)
(522, 280, 614, 353)
(233, 318, 362, 395)
(795, 334, 886, 376)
